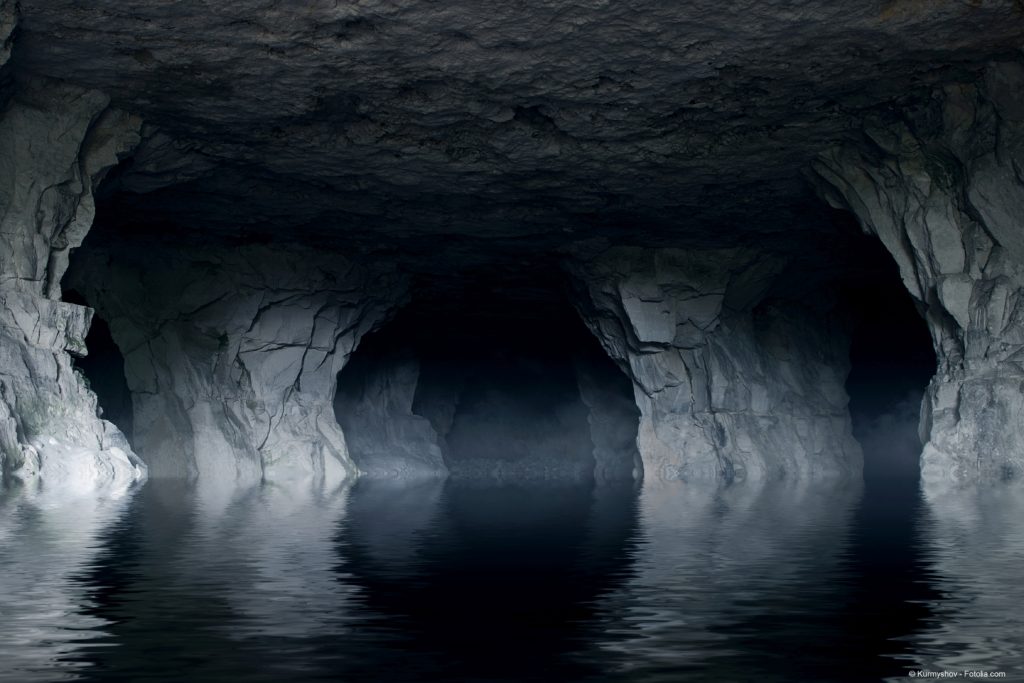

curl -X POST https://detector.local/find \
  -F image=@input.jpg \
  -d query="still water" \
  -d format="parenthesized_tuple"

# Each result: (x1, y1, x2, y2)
(1, 468, 1022, 682)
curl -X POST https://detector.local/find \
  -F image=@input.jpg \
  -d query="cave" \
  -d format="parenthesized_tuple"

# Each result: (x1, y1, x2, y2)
(838, 228, 938, 486)
(0, 2, 1019, 489)
(3, 2, 1024, 681)
(334, 272, 641, 480)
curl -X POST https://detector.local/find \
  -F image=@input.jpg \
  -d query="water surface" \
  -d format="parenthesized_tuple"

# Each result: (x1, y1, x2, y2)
(1, 470, 1022, 682)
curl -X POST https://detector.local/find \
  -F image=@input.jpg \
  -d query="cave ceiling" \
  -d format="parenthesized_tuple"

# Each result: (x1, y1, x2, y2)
(9, 0, 1024, 267)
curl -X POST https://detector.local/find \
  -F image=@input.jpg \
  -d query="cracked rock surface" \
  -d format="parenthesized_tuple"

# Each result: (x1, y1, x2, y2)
(0, 77, 144, 490)
(1, 0, 1023, 484)
(67, 245, 407, 482)
(569, 247, 862, 481)
(334, 308, 641, 481)
(815, 61, 1024, 487)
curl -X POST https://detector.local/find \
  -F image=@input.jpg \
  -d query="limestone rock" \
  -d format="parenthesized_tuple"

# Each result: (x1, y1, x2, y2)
(573, 344, 644, 481)
(814, 61, 1024, 487)
(334, 323, 641, 481)
(2, 1, 1022, 488)
(0, 79, 144, 489)
(67, 244, 408, 483)
(568, 247, 862, 481)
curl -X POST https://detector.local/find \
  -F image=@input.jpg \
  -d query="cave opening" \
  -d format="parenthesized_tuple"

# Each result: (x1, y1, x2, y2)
(334, 267, 641, 481)
(62, 289, 134, 446)
(833, 216, 937, 486)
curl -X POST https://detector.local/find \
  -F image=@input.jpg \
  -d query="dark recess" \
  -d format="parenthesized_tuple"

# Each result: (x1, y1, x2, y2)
(335, 269, 640, 478)
(62, 289, 134, 445)
(835, 219, 936, 485)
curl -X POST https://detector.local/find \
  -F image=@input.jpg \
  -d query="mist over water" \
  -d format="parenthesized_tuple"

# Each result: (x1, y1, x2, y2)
(2, 459, 1022, 682)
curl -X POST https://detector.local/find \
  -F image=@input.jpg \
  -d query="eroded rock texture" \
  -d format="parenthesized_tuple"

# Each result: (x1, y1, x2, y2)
(569, 248, 862, 481)
(0, 78, 144, 489)
(10, 1, 1024, 245)
(815, 62, 1024, 485)
(1, 0, 1022, 485)
(67, 246, 407, 483)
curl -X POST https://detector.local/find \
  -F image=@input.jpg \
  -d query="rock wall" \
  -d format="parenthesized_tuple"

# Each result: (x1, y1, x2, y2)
(814, 60, 1024, 486)
(67, 245, 407, 483)
(568, 247, 862, 481)
(0, 1, 14, 70)
(0, 76, 145, 490)
(334, 344, 449, 478)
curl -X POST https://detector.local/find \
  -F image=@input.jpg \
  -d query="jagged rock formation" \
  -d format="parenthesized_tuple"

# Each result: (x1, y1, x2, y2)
(0, 78, 145, 489)
(814, 61, 1024, 486)
(568, 247, 862, 481)
(1, 0, 1023, 486)
(67, 246, 407, 482)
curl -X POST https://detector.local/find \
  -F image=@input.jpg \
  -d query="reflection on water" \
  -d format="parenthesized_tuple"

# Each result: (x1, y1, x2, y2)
(0, 482, 133, 682)
(589, 481, 863, 682)
(899, 487, 1024, 677)
(1, 473, 1022, 681)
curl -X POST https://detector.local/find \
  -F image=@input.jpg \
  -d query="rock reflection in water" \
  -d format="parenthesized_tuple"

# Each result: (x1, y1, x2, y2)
(67, 479, 360, 682)
(0, 482, 135, 682)
(3, 472, 1024, 681)
(896, 486, 1024, 677)
(336, 478, 641, 681)
(585, 479, 863, 682)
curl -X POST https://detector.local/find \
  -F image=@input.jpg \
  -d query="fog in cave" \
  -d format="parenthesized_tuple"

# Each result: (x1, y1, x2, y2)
(2, 1, 1024, 680)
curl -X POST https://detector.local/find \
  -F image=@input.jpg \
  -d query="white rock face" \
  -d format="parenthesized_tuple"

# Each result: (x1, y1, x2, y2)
(2, 1, 1019, 488)
(814, 61, 1024, 487)
(0, 76, 145, 490)
(568, 247, 862, 481)
(68, 245, 408, 483)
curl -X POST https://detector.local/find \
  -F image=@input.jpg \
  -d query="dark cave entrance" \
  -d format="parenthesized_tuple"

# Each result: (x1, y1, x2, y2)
(334, 270, 641, 480)
(833, 219, 937, 485)
(62, 289, 134, 445)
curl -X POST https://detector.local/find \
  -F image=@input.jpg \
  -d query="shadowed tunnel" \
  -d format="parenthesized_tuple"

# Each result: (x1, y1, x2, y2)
(62, 288, 135, 446)
(334, 267, 643, 481)
(59, 202, 938, 484)
(836, 222, 937, 487)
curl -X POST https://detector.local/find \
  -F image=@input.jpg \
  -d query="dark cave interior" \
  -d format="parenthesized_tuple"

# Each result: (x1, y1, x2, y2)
(836, 226, 937, 484)
(64, 185, 939, 483)
(334, 272, 641, 480)
(2, 0, 1021, 488)
(63, 288, 135, 446)
(2, 4, 1023, 680)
